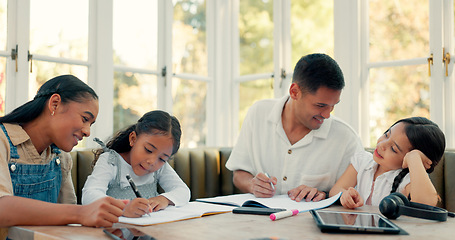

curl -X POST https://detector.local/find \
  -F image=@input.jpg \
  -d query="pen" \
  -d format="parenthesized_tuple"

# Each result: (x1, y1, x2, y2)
(264, 173, 275, 190)
(269, 209, 299, 221)
(126, 174, 151, 216)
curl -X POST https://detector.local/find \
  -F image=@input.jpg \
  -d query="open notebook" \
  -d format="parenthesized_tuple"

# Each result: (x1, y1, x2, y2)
(118, 201, 235, 226)
(119, 192, 341, 226)
(196, 192, 342, 212)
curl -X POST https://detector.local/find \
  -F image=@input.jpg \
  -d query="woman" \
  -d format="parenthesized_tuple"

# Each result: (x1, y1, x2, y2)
(0, 75, 124, 233)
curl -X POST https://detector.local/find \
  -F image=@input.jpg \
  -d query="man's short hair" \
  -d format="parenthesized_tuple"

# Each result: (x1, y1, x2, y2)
(292, 53, 345, 94)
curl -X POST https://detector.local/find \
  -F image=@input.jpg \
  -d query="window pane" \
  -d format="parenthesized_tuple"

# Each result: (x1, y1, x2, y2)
(113, 72, 158, 133)
(369, 0, 429, 62)
(291, 0, 334, 65)
(239, 79, 274, 128)
(173, 0, 207, 76)
(239, 0, 274, 75)
(0, 57, 5, 116)
(113, 0, 158, 70)
(0, 0, 6, 50)
(0, 0, 7, 116)
(30, 0, 88, 61)
(0, 1, 5, 116)
(172, 78, 206, 148)
(368, 65, 429, 146)
(30, 61, 88, 98)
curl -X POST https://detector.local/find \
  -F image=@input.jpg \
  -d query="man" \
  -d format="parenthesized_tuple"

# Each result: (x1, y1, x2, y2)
(226, 53, 363, 202)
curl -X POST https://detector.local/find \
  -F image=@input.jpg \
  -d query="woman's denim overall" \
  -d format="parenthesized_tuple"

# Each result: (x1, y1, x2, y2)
(1, 124, 62, 203)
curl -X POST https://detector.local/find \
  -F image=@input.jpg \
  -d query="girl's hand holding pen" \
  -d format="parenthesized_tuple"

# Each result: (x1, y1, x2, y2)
(124, 175, 153, 217)
(123, 198, 151, 218)
(122, 196, 172, 217)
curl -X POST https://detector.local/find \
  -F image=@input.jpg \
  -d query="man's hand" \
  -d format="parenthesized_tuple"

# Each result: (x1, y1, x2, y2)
(287, 185, 326, 202)
(251, 173, 277, 198)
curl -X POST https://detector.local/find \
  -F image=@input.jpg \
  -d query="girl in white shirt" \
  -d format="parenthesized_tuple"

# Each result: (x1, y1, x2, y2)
(329, 117, 445, 209)
(82, 110, 190, 218)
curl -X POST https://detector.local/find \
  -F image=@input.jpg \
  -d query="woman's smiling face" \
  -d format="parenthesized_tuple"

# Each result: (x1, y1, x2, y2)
(51, 97, 99, 152)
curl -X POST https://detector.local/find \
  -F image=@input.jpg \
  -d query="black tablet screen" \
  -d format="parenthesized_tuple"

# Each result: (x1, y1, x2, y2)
(315, 210, 399, 231)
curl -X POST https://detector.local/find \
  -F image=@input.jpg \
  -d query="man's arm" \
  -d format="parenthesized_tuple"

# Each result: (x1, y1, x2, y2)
(233, 170, 276, 198)
(233, 170, 254, 193)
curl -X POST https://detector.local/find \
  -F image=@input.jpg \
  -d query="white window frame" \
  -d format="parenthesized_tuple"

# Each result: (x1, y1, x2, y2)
(228, 0, 291, 144)
(5, 0, 30, 113)
(4, 0, 113, 148)
(335, 0, 455, 148)
(4, 0, 453, 149)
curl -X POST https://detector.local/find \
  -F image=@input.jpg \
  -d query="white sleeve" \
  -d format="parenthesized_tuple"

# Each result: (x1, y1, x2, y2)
(81, 154, 116, 205)
(225, 103, 256, 173)
(336, 132, 364, 180)
(157, 162, 191, 206)
(351, 151, 370, 173)
(350, 152, 361, 172)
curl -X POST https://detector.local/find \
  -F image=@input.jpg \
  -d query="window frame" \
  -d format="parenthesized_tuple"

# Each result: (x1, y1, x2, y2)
(335, 0, 455, 148)
(3, 0, 454, 149)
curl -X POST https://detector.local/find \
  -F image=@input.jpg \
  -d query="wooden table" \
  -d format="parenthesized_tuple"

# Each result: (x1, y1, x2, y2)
(8, 205, 455, 240)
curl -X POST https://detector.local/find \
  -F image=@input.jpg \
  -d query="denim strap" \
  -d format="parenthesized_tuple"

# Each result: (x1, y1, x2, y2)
(0, 124, 20, 159)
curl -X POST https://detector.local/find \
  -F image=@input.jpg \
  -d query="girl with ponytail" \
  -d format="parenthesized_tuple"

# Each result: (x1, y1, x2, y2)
(329, 117, 445, 209)
(82, 110, 190, 218)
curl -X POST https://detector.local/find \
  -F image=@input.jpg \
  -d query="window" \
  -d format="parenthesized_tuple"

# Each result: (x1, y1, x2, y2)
(365, 0, 455, 147)
(336, 0, 454, 148)
(0, 0, 6, 116)
(113, 0, 159, 133)
(235, 0, 335, 132)
(2, 0, 453, 150)
(290, 1, 334, 64)
(237, 0, 274, 129)
(29, 0, 89, 94)
(367, 0, 430, 146)
(172, 0, 209, 148)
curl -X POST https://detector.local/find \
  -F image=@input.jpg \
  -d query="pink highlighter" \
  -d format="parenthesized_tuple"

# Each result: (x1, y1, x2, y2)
(270, 209, 299, 221)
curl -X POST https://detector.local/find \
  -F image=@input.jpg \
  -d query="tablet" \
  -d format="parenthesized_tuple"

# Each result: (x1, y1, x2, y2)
(310, 210, 403, 234)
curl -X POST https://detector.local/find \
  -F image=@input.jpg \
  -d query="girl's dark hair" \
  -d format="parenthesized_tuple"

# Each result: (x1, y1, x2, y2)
(94, 110, 182, 163)
(390, 117, 446, 193)
(0, 74, 98, 124)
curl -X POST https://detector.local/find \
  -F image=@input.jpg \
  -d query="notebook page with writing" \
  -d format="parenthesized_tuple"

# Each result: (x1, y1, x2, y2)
(119, 201, 235, 226)
(196, 192, 342, 212)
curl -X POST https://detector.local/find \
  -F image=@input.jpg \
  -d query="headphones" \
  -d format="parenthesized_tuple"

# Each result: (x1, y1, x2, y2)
(379, 192, 455, 221)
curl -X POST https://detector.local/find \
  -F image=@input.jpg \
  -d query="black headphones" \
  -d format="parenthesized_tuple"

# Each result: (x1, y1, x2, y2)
(379, 192, 455, 221)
